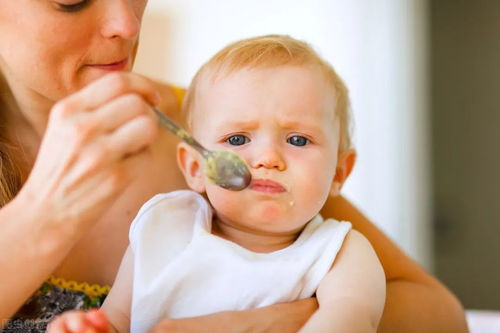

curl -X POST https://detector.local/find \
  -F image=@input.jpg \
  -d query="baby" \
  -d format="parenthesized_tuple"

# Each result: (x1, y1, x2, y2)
(49, 35, 385, 333)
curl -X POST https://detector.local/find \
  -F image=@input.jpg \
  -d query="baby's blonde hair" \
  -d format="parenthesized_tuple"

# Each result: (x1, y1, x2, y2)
(183, 34, 353, 152)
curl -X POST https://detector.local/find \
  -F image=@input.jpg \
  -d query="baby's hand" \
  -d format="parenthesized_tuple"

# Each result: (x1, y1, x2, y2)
(47, 309, 109, 333)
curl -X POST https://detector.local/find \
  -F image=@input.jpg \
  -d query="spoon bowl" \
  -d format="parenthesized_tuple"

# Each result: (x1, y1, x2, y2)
(204, 149, 252, 190)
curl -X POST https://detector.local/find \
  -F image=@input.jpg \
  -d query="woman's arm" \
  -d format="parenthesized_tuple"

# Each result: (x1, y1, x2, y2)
(0, 72, 162, 323)
(320, 195, 468, 332)
(0, 198, 74, 322)
(100, 247, 134, 333)
(149, 298, 318, 333)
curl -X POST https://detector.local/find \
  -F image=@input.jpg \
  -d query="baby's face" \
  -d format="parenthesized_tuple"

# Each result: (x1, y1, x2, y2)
(192, 65, 341, 234)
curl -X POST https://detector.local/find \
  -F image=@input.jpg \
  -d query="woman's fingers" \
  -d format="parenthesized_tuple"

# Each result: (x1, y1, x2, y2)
(105, 113, 159, 160)
(50, 73, 160, 161)
(61, 72, 161, 113)
(91, 93, 156, 134)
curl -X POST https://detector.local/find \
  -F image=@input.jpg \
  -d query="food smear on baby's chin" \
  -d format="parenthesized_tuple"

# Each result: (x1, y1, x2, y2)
(280, 182, 294, 207)
(282, 191, 294, 209)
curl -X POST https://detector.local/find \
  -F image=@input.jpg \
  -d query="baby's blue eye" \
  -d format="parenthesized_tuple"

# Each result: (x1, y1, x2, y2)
(227, 135, 249, 146)
(287, 136, 309, 146)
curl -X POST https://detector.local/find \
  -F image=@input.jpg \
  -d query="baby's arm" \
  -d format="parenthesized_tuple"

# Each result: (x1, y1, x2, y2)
(47, 247, 134, 333)
(100, 246, 134, 332)
(299, 230, 386, 333)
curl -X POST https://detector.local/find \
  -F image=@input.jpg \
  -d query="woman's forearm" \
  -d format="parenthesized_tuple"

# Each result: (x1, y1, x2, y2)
(299, 304, 377, 333)
(380, 279, 467, 332)
(149, 298, 318, 333)
(0, 198, 75, 322)
(247, 298, 318, 333)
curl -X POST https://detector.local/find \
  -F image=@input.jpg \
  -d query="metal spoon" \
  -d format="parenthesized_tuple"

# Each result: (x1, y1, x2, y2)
(152, 107, 252, 191)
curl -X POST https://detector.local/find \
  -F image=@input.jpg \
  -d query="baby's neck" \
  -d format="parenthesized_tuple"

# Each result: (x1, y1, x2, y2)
(211, 217, 305, 253)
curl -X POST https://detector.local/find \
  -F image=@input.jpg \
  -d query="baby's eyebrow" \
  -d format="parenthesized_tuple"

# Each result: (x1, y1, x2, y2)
(214, 120, 259, 131)
(279, 119, 323, 132)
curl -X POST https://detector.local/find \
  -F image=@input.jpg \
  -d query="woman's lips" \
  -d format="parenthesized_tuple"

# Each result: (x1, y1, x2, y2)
(249, 179, 286, 194)
(88, 58, 129, 71)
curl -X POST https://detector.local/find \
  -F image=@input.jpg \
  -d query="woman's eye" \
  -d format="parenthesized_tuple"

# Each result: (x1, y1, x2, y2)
(226, 135, 249, 146)
(56, 0, 90, 12)
(287, 136, 309, 147)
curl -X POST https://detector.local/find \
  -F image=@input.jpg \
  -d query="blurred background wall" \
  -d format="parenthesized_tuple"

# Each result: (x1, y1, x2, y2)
(431, 0, 500, 310)
(134, 0, 500, 310)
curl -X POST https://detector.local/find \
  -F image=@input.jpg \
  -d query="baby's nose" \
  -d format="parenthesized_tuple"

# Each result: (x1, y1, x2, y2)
(250, 146, 286, 171)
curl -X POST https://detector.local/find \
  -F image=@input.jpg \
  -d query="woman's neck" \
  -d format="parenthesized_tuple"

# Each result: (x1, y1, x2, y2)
(211, 216, 305, 253)
(3, 75, 54, 162)
(8, 81, 52, 135)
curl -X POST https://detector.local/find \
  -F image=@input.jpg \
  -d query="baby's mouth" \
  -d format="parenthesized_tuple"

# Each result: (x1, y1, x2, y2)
(249, 179, 287, 194)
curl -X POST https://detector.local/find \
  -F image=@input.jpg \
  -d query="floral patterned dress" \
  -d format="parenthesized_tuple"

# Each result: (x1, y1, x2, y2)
(1, 277, 110, 333)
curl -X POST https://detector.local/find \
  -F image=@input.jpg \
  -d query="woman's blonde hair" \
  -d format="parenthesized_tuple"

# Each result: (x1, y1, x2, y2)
(183, 34, 353, 152)
(0, 70, 23, 207)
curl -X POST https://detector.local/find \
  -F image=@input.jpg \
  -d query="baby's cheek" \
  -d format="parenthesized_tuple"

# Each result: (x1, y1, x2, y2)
(206, 188, 243, 216)
(295, 180, 331, 213)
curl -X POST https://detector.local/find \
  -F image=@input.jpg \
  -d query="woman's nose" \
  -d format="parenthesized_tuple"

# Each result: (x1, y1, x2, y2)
(100, 0, 141, 40)
(250, 146, 286, 171)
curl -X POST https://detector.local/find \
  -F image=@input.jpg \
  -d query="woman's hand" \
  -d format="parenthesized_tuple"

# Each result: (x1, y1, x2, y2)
(148, 298, 318, 333)
(16, 72, 161, 242)
(47, 309, 110, 333)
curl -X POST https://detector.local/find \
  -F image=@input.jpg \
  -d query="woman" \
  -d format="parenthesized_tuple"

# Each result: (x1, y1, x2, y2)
(0, 1, 466, 332)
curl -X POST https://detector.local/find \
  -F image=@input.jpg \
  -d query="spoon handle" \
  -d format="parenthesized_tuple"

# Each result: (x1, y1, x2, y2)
(152, 107, 207, 156)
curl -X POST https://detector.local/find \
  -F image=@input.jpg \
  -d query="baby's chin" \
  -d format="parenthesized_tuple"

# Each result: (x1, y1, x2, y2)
(246, 203, 307, 233)
(257, 203, 283, 221)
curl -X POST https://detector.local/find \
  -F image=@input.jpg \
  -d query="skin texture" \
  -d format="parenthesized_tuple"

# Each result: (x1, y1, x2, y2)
(0, 0, 468, 332)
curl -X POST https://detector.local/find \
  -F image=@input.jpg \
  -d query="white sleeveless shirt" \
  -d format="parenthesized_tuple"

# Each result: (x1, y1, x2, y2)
(129, 190, 351, 333)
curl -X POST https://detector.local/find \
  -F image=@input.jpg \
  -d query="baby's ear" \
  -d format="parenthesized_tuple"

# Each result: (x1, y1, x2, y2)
(330, 149, 356, 197)
(177, 142, 206, 193)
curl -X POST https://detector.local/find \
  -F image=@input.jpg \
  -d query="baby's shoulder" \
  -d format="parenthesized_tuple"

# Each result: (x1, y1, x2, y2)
(129, 190, 210, 246)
